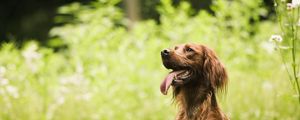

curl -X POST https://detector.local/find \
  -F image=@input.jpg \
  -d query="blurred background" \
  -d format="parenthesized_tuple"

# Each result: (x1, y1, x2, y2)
(0, 0, 299, 119)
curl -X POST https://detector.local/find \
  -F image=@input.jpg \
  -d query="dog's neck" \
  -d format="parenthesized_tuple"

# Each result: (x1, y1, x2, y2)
(174, 85, 222, 120)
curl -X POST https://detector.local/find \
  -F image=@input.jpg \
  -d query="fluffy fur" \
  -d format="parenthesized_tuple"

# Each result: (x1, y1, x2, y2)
(160, 43, 228, 120)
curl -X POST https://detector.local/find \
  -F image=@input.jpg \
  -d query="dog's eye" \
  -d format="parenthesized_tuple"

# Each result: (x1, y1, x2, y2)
(174, 46, 178, 50)
(186, 48, 194, 52)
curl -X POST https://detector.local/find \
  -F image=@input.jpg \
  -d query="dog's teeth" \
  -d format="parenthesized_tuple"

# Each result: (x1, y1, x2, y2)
(183, 71, 188, 76)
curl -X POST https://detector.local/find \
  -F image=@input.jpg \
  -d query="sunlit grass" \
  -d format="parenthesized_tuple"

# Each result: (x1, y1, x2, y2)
(0, 0, 300, 120)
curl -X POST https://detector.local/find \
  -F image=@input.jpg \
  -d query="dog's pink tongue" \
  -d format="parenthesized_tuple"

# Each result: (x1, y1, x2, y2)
(160, 73, 175, 95)
(160, 72, 177, 95)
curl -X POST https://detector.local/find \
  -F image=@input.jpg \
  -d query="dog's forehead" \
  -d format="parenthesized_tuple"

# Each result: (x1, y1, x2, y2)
(173, 43, 203, 53)
(181, 43, 202, 50)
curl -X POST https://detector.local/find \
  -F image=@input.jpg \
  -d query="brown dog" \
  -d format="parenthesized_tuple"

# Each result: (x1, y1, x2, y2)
(160, 43, 228, 120)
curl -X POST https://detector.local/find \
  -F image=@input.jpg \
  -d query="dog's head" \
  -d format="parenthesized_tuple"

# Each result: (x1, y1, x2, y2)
(160, 43, 227, 95)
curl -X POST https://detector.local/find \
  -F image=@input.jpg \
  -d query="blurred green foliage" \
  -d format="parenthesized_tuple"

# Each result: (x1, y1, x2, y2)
(272, 0, 300, 104)
(0, 0, 300, 119)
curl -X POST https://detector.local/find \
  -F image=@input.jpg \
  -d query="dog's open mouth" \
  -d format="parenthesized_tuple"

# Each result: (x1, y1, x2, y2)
(160, 70, 191, 95)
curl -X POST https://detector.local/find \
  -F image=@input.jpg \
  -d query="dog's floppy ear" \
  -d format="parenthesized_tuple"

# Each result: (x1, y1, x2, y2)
(201, 45, 228, 92)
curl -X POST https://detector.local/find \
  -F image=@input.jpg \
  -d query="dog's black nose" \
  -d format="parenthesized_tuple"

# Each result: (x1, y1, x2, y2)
(161, 49, 170, 57)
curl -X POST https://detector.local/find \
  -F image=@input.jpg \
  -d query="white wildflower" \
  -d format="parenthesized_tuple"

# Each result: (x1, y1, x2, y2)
(293, 0, 300, 6)
(0, 78, 9, 86)
(287, 0, 300, 10)
(269, 35, 283, 43)
(22, 44, 41, 61)
(287, 3, 295, 10)
(56, 96, 65, 105)
(76, 62, 84, 73)
(261, 41, 275, 54)
(59, 86, 69, 94)
(6, 85, 19, 98)
(262, 81, 273, 91)
(22, 44, 42, 73)
(46, 104, 56, 120)
(0, 66, 6, 76)
(76, 92, 92, 101)
(60, 74, 87, 86)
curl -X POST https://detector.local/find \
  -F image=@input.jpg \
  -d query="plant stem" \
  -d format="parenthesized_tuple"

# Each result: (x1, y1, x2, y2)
(296, 7, 300, 103)
(274, 0, 296, 91)
(292, 7, 300, 103)
(274, 0, 300, 103)
(292, 8, 300, 103)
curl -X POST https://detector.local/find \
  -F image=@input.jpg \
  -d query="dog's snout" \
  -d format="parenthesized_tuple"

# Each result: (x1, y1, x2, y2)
(161, 49, 170, 57)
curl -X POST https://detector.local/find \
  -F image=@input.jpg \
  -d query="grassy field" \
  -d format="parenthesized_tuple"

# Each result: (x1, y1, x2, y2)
(0, 0, 300, 119)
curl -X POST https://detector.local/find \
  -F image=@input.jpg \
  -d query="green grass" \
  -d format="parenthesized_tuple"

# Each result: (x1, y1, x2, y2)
(0, 0, 300, 119)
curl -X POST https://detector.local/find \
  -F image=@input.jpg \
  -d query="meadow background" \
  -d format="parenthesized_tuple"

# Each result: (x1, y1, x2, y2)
(0, 0, 300, 119)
